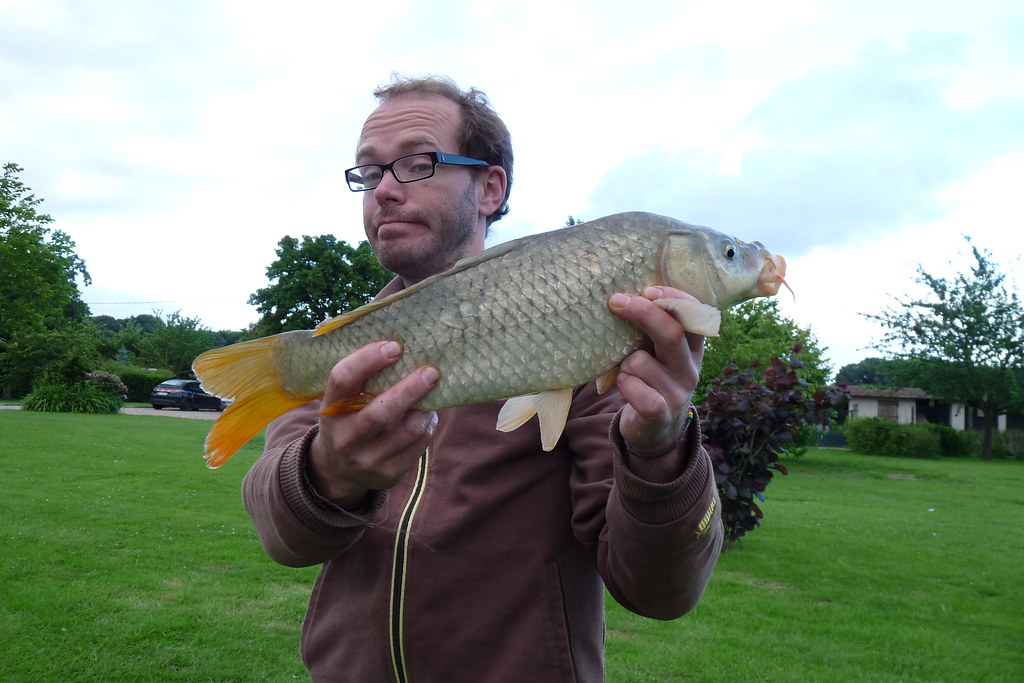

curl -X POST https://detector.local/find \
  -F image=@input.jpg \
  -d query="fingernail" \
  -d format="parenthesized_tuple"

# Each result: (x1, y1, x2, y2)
(420, 366, 440, 386)
(610, 293, 630, 309)
(645, 286, 664, 299)
(425, 411, 438, 436)
(381, 341, 402, 358)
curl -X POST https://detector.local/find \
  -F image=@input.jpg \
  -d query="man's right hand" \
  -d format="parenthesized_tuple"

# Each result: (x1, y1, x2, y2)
(307, 340, 440, 510)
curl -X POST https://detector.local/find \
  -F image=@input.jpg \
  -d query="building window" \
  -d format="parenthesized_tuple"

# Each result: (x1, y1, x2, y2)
(878, 399, 899, 421)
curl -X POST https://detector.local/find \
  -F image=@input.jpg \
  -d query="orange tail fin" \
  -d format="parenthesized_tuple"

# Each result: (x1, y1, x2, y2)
(192, 335, 317, 468)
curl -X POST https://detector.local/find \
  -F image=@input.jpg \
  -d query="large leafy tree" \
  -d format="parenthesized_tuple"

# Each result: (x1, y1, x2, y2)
(137, 311, 218, 379)
(248, 235, 393, 335)
(865, 240, 1024, 460)
(696, 298, 830, 401)
(0, 324, 102, 397)
(0, 163, 91, 396)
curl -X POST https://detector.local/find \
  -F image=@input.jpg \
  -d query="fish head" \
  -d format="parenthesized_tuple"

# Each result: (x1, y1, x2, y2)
(659, 227, 789, 309)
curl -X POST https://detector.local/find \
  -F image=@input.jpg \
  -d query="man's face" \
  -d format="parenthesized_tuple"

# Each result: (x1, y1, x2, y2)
(356, 94, 485, 283)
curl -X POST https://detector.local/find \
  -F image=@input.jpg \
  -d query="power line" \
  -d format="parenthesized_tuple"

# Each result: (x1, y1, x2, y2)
(85, 297, 244, 305)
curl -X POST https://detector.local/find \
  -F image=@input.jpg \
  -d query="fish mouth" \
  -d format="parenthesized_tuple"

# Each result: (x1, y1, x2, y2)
(756, 252, 793, 299)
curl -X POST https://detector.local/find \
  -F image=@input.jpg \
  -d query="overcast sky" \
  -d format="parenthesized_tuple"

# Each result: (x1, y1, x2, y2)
(2, 0, 1022, 376)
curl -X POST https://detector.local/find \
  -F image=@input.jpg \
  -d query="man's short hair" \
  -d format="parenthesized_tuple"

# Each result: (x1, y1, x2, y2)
(373, 74, 514, 226)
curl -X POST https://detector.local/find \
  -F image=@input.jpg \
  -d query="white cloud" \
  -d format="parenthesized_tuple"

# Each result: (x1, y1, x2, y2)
(2, 0, 1023, 375)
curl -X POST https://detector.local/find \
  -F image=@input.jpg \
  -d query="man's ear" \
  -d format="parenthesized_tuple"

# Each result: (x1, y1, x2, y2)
(477, 165, 507, 217)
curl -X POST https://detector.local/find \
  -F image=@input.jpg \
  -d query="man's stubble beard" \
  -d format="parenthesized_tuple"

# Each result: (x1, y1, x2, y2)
(374, 179, 481, 282)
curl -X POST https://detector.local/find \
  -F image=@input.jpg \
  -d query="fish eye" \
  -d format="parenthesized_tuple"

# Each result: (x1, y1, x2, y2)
(724, 243, 737, 259)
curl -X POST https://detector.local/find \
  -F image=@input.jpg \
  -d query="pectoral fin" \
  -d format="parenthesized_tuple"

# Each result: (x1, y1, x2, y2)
(496, 387, 574, 451)
(596, 367, 619, 394)
(653, 298, 722, 337)
(320, 393, 375, 416)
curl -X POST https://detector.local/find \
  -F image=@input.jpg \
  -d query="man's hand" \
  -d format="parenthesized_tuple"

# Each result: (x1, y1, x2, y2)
(608, 286, 705, 454)
(308, 340, 440, 510)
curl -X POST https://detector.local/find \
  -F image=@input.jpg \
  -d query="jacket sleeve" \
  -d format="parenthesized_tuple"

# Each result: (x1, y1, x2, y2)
(565, 385, 724, 620)
(241, 400, 388, 568)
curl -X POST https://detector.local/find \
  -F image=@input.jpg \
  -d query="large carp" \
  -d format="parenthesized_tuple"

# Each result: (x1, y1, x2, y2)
(193, 211, 788, 467)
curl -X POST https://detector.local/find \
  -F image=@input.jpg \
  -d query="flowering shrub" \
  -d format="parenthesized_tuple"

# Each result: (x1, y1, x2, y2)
(85, 372, 129, 401)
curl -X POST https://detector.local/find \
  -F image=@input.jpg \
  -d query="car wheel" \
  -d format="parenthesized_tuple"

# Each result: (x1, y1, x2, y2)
(152, 405, 163, 410)
(216, 400, 225, 412)
(180, 399, 193, 411)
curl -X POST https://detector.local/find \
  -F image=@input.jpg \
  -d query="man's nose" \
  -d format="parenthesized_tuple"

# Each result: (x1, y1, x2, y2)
(372, 168, 404, 202)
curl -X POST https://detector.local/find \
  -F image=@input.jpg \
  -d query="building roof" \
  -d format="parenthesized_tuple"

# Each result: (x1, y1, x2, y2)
(847, 386, 932, 399)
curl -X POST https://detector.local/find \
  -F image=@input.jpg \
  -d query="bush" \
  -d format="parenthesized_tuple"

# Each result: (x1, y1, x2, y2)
(0, 325, 101, 398)
(893, 426, 941, 459)
(23, 383, 122, 414)
(846, 418, 960, 459)
(106, 365, 173, 402)
(923, 423, 973, 458)
(85, 372, 128, 401)
(844, 417, 903, 455)
(995, 430, 1024, 460)
(699, 345, 849, 542)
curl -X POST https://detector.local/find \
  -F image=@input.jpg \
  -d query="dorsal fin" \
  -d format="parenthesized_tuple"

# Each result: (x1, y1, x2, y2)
(313, 239, 523, 337)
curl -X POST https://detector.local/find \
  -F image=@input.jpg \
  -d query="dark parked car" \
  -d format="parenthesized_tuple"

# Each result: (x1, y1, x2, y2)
(150, 379, 223, 411)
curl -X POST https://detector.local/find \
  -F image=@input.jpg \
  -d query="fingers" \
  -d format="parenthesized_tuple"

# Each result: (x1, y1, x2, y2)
(323, 340, 438, 425)
(321, 340, 403, 404)
(309, 341, 441, 507)
(608, 287, 706, 451)
(609, 287, 705, 376)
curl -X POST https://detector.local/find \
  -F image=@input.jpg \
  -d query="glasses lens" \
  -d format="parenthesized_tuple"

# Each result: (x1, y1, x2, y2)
(393, 154, 435, 183)
(347, 166, 382, 191)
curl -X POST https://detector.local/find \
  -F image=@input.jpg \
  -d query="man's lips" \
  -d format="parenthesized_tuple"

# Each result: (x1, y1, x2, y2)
(376, 217, 424, 239)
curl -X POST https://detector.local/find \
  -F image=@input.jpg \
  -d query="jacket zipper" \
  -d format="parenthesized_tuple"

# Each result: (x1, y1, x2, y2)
(389, 448, 430, 683)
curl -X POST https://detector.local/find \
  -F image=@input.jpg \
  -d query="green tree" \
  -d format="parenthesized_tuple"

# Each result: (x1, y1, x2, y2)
(1, 163, 92, 396)
(697, 299, 830, 401)
(0, 324, 103, 397)
(865, 239, 1024, 460)
(137, 312, 217, 379)
(248, 236, 393, 335)
(834, 356, 922, 387)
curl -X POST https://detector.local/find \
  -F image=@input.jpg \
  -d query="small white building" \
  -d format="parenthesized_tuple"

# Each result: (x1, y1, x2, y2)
(846, 386, 1014, 432)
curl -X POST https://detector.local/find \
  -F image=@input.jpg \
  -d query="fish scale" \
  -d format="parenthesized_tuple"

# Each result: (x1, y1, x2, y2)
(377, 221, 649, 407)
(192, 211, 787, 467)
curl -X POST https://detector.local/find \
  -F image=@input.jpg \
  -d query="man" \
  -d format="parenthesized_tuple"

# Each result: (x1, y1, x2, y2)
(242, 75, 722, 682)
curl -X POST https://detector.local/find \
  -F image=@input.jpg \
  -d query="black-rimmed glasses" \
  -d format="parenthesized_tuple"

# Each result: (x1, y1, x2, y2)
(345, 152, 489, 192)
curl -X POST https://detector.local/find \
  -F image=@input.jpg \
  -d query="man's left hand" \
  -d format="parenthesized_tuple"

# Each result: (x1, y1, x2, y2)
(608, 286, 705, 453)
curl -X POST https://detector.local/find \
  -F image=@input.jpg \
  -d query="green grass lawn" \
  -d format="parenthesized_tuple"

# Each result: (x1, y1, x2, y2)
(2, 410, 1022, 681)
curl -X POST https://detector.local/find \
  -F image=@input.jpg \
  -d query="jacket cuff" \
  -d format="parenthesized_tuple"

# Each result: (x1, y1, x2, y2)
(609, 409, 713, 525)
(278, 424, 388, 533)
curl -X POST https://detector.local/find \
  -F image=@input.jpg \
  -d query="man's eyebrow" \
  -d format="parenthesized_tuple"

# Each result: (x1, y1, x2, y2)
(355, 136, 439, 162)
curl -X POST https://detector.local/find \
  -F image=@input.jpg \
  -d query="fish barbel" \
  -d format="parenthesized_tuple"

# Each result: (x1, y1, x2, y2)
(193, 211, 788, 467)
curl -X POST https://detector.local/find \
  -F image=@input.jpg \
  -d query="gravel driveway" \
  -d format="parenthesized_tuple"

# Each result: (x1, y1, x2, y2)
(0, 404, 222, 420)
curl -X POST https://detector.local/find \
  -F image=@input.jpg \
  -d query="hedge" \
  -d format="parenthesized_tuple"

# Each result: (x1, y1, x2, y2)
(845, 417, 976, 459)
(104, 364, 175, 403)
